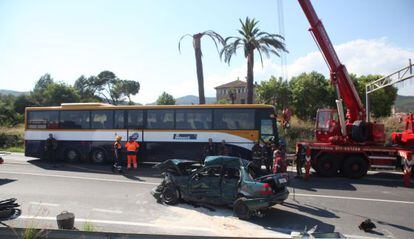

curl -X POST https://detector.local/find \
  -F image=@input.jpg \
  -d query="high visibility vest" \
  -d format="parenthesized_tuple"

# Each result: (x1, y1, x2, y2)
(114, 141, 122, 149)
(126, 141, 139, 152)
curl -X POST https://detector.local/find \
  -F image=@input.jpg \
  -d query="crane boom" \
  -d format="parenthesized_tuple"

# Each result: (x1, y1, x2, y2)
(298, 0, 365, 123)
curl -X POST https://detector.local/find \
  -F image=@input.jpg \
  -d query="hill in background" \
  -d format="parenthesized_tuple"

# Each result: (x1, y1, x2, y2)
(175, 95, 216, 105)
(0, 89, 28, 96)
(395, 95, 414, 112)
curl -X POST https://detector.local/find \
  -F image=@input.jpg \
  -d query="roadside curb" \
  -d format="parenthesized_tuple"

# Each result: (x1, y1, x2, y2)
(0, 227, 290, 239)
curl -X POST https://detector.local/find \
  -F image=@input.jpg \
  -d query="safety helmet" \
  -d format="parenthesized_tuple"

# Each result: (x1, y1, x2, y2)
(278, 138, 286, 146)
(130, 133, 139, 140)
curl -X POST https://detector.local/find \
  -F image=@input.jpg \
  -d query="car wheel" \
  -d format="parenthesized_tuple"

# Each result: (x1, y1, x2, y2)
(91, 149, 107, 164)
(343, 155, 368, 179)
(64, 148, 80, 163)
(162, 183, 180, 205)
(316, 154, 339, 177)
(233, 197, 251, 220)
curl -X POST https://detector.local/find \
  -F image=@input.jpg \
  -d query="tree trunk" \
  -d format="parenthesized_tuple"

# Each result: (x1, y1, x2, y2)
(246, 50, 254, 104)
(193, 35, 206, 104)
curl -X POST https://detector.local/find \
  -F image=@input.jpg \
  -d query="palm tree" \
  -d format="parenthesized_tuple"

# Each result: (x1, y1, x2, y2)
(221, 17, 287, 104)
(179, 31, 224, 104)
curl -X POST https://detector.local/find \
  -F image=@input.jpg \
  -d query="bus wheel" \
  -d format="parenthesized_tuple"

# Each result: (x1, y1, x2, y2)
(343, 155, 368, 179)
(91, 149, 107, 164)
(64, 148, 80, 163)
(316, 154, 339, 177)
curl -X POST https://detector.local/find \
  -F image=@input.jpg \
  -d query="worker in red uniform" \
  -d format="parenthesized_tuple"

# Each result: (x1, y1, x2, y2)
(273, 150, 287, 174)
(125, 136, 139, 170)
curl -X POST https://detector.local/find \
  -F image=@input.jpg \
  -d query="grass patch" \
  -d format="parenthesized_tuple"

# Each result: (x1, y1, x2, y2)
(280, 116, 314, 152)
(0, 124, 24, 151)
(21, 227, 46, 239)
(3, 146, 25, 153)
(82, 221, 96, 232)
(0, 124, 25, 137)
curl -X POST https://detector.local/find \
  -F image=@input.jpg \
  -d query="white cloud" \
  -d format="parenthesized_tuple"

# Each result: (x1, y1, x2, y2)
(288, 38, 414, 77)
(203, 38, 414, 97)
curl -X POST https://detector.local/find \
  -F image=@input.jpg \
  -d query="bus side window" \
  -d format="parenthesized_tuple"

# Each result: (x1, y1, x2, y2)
(214, 109, 254, 130)
(175, 109, 212, 130)
(147, 110, 174, 129)
(114, 110, 125, 129)
(60, 110, 90, 129)
(260, 119, 273, 141)
(27, 110, 59, 129)
(91, 110, 113, 129)
(127, 110, 143, 129)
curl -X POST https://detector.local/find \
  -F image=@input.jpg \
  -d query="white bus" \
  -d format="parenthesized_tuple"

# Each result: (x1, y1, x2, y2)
(25, 103, 278, 163)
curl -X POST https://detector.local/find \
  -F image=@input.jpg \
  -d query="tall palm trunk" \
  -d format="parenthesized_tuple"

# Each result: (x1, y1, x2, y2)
(193, 34, 206, 104)
(246, 49, 254, 104)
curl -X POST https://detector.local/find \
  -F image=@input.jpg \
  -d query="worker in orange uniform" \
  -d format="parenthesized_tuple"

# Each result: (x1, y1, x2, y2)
(112, 136, 123, 173)
(125, 136, 140, 170)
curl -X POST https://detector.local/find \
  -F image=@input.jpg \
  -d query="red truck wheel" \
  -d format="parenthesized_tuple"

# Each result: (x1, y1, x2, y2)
(343, 156, 368, 179)
(316, 154, 340, 177)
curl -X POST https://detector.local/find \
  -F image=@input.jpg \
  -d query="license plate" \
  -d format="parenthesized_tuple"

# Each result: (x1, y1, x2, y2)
(278, 178, 287, 184)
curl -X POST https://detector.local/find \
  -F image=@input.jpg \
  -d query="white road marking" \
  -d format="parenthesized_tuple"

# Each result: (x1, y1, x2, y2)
(29, 202, 59, 207)
(17, 215, 213, 233)
(0, 171, 159, 186)
(343, 235, 388, 239)
(294, 193, 414, 205)
(92, 208, 122, 214)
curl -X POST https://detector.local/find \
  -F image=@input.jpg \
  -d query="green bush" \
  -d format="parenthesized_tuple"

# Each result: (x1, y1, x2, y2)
(0, 132, 23, 148)
(279, 117, 314, 152)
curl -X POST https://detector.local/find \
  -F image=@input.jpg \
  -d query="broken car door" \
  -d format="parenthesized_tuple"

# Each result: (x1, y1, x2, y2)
(221, 167, 241, 204)
(188, 165, 222, 202)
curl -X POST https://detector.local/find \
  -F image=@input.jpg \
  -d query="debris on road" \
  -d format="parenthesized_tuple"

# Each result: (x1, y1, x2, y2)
(0, 198, 20, 221)
(359, 219, 376, 232)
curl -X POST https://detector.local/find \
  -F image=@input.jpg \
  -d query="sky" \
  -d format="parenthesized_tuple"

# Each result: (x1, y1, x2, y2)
(0, 0, 413, 104)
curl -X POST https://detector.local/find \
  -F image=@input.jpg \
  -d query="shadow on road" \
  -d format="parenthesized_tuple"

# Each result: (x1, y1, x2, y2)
(251, 206, 336, 234)
(169, 202, 336, 235)
(0, 179, 16, 186)
(377, 220, 414, 234)
(288, 171, 407, 192)
(329, 204, 414, 235)
(282, 202, 339, 218)
(27, 159, 162, 180)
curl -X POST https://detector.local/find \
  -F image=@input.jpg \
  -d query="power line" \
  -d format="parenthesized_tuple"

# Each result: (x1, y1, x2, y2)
(277, 0, 288, 81)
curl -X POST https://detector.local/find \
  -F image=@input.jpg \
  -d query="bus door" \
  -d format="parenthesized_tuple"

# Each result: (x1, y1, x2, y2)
(260, 119, 275, 142)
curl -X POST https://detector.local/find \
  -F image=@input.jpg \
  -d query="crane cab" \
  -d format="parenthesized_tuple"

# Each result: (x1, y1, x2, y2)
(315, 109, 340, 143)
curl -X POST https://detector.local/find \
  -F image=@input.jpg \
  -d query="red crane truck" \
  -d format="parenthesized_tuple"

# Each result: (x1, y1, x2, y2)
(295, 0, 414, 184)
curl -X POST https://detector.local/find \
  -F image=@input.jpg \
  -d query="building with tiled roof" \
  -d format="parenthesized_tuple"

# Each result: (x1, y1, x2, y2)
(214, 79, 256, 104)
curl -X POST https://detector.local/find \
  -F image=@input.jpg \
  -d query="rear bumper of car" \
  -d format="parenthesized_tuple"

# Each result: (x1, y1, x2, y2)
(243, 188, 289, 210)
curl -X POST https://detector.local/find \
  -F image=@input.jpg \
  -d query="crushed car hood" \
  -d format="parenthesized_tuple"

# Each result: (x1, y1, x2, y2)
(154, 159, 201, 175)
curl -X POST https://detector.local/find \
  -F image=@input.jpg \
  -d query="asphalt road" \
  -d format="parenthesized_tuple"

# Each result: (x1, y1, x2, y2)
(0, 153, 413, 238)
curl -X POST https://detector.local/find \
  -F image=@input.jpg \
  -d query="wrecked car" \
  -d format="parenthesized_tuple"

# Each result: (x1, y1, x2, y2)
(151, 156, 289, 219)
